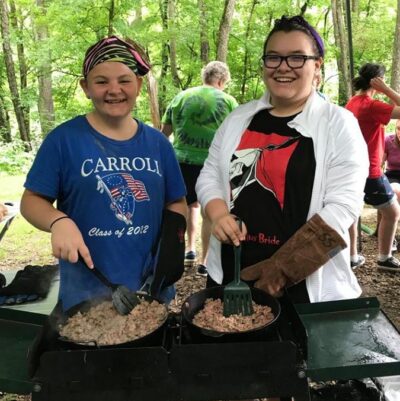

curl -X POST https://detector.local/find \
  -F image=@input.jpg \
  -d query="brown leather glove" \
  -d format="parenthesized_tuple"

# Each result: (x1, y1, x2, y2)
(240, 214, 347, 296)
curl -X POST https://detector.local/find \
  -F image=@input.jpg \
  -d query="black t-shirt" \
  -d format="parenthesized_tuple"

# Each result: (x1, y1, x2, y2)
(221, 109, 316, 302)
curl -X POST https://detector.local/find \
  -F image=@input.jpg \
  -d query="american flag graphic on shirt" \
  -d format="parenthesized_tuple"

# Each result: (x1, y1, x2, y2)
(96, 173, 150, 225)
(121, 173, 149, 201)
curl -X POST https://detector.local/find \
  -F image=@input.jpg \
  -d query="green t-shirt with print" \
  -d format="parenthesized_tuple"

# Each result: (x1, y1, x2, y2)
(162, 86, 238, 165)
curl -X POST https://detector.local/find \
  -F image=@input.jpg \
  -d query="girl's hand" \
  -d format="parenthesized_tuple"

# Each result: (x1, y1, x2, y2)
(370, 77, 389, 94)
(211, 214, 247, 246)
(0, 203, 8, 222)
(50, 218, 93, 268)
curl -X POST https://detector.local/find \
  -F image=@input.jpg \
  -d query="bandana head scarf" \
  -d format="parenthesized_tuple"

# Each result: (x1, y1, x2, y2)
(83, 35, 151, 78)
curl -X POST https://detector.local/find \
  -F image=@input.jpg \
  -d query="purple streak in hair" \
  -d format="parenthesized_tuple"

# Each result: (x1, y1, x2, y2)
(297, 18, 325, 57)
(277, 16, 325, 57)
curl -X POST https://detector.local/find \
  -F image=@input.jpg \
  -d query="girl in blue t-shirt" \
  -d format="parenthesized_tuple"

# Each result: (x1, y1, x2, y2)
(20, 36, 187, 310)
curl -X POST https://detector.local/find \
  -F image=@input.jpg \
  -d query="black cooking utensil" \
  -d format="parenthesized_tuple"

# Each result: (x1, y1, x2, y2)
(223, 218, 254, 317)
(78, 256, 140, 315)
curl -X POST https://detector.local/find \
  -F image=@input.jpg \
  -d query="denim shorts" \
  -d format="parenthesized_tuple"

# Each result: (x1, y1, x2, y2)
(364, 175, 396, 209)
(385, 170, 400, 184)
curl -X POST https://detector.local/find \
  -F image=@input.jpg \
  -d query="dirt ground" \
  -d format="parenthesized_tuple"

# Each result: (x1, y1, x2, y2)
(353, 207, 400, 330)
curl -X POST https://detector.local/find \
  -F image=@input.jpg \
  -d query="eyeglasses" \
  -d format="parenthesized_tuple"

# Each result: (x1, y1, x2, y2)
(261, 54, 319, 69)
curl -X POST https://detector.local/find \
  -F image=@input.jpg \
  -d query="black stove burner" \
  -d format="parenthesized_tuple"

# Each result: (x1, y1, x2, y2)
(29, 296, 311, 401)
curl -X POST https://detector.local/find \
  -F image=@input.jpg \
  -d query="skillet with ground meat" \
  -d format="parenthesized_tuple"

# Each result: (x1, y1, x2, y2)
(59, 299, 167, 346)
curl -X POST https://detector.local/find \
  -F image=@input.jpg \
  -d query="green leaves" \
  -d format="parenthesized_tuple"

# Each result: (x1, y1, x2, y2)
(0, 0, 399, 146)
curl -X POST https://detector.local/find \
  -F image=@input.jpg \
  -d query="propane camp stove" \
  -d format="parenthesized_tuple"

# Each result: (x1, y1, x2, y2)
(13, 295, 310, 401)
(1, 296, 400, 401)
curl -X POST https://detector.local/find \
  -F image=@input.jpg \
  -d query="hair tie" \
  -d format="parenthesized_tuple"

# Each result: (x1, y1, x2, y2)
(50, 216, 70, 230)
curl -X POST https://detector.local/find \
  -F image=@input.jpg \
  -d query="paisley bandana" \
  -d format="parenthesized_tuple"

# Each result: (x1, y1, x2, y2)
(83, 35, 151, 78)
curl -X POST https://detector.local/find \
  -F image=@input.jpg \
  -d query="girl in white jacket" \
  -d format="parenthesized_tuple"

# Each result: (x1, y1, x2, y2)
(196, 15, 369, 305)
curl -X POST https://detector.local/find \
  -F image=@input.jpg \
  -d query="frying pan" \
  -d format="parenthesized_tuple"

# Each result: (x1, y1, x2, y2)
(56, 294, 168, 349)
(181, 285, 281, 341)
(27, 294, 168, 376)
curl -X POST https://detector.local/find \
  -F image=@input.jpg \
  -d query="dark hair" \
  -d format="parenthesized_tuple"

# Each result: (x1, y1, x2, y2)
(352, 63, 385, 91)
(263, 15, 324, 58)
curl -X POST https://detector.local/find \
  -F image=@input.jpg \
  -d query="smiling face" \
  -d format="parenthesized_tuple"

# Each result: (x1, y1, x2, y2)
(80, 61, 142, 122)
(263, 30, 322, 113)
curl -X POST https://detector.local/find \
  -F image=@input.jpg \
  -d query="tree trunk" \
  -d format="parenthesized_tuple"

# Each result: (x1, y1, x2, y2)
(158, 0, 169, 117)
(391, 0, 400, 92)
(352, 0, 360, 14)
(108, 0, 115, 36)
(9, 0, 30, 135)
(239, 0, 258, 102)
(0, 94, 11, 142)
(331, 0, 352, 105)
(168, 0, 181, 88)
(216, 0, 236, 62)
(35, 0, 55, 137)
(198, 0, 209, 64)
(133, 0, 142, 23)
(0, 0, 31, 150)
(146, 71, 161, 129)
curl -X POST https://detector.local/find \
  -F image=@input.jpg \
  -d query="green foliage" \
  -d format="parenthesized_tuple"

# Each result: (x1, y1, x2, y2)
(351, 0, 397, 73)
(0, 142, 35, 175)
(0, 0, 399, 145)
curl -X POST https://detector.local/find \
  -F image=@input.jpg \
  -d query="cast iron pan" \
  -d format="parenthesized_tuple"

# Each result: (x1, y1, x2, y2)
(181, 285, 281, 341)
(56, 293, 168, 349)
(28, 295, 168, 377)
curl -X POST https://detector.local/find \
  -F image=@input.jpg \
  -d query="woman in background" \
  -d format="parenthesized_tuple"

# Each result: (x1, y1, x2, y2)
(346, 63, 400, 273)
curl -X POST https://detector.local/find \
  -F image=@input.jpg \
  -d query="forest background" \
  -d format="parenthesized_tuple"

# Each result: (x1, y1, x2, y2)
(1, 0, 400, 173)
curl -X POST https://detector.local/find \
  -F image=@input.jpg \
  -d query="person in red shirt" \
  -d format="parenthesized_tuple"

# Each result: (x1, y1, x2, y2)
(346, 63, 400, 272)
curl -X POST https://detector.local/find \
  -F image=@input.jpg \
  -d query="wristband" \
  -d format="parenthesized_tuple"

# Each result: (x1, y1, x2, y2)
(50, 216, 70, 230)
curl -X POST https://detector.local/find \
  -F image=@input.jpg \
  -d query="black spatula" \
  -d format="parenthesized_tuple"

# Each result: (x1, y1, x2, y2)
(78, 256, 140, 315)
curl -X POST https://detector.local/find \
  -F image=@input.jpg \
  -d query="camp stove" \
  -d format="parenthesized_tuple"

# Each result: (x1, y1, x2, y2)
(1, 296, 400, 401)
(25, 295, 309, 401)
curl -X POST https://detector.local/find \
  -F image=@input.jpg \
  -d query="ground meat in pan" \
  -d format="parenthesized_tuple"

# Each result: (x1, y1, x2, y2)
(192, 298, 274, 332)
(59, 299, 167, 345)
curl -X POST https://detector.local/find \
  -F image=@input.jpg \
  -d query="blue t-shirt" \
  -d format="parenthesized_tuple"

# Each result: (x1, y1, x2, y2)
(25, 116, 186, 310)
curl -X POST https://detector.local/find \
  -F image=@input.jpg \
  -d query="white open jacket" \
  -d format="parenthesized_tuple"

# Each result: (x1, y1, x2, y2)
(196, 90, 369, 302)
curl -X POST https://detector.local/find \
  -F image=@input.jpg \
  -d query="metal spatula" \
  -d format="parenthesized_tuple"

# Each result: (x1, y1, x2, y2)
(223, 219, 254, 317)
(78, 256, 140, 315)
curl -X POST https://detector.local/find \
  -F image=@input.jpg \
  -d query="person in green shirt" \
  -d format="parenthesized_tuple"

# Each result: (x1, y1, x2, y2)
(161, 61, 238, 276)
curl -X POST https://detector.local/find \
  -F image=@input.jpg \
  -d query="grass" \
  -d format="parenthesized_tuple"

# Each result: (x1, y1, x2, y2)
(0, 174, 25, 199)
(0, 174, 54, 270)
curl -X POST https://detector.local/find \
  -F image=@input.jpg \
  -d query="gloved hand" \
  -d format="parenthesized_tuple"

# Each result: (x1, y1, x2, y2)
(0, 264, 59, 305)
(240, 214, 347, 296)
(149, 209, 186, 298)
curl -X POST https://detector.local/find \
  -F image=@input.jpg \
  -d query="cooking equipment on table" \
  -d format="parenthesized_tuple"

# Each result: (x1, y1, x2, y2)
(55, 294, 168, 349)
(182, 285, 280, 339)
(223, 219, 253, 316)
(78, 256, 140, 315)
(2, 289, 400, 401)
